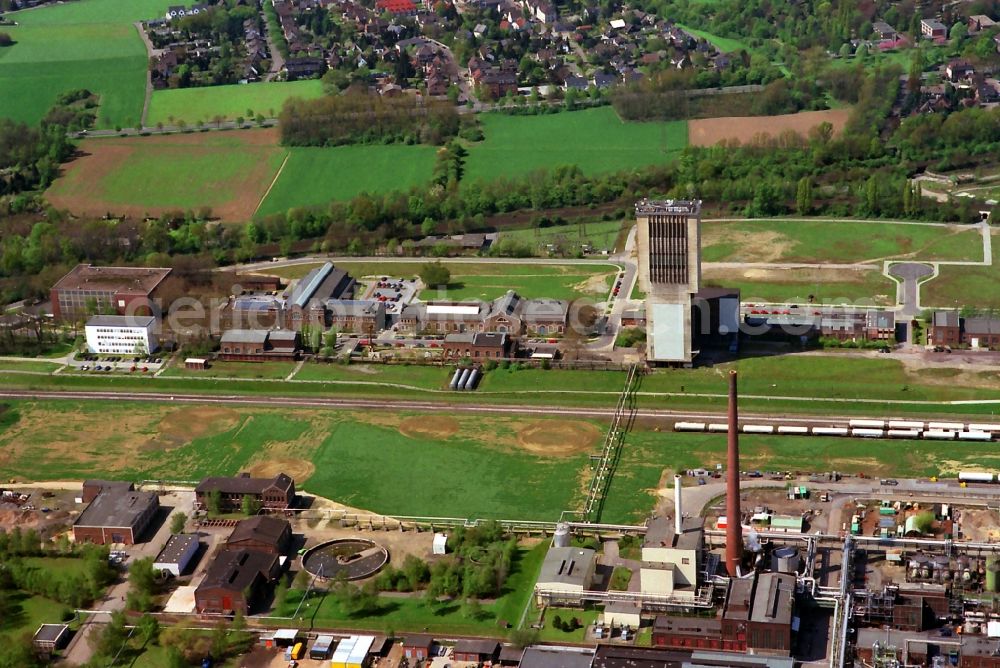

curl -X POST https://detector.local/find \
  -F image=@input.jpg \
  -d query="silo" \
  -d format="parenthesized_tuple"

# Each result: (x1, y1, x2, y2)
(553, 523, 571, 548)
(771, 546, 800, 574)
(987, 559, 1000, 593)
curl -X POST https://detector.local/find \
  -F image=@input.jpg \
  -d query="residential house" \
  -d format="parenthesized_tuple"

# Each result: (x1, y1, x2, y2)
(920, 18, 947, 39)
(928, 310, 961, 347)
(968, 14, 997, 34)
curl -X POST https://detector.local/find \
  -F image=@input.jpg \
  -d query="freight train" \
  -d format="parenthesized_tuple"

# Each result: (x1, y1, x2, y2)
(672, 419, 1000, 442)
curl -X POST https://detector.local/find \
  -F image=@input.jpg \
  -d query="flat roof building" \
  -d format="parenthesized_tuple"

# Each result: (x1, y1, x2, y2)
(85, 314, 159, 355)
(32, 623, 70, 657)
(82, 479, 134, 504)
(536, 547, 596, 602)
(73, 489, 159, 545)
(519, 646, 594, 668)
(153, 534, 200, 577)
(51, 264, 171, 321)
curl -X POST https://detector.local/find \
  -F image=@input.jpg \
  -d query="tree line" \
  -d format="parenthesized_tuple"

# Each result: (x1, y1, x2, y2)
(278, 89, 461, 146)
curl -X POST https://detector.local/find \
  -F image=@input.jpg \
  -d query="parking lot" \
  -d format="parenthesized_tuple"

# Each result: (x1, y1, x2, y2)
(68, 352, 166, 375)
(362, 276, 419, 315)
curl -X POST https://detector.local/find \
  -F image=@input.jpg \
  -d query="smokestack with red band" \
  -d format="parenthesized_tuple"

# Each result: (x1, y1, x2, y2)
(725, 370, 743, 577)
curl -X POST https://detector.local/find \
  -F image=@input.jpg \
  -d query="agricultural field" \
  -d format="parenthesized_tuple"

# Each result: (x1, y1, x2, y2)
(499, 219, 631, 254)
(0, 0, 174, 128)
(256, 144, 438, 216)
(702, 265, 895, 305)
(687, 109, 850, 146)
(462, 108, 688, 183)
(702, 219, 985, 264)
(146, 80, 324, 126)
(271, 260, 620, 301)
(45, 129, 286, 221)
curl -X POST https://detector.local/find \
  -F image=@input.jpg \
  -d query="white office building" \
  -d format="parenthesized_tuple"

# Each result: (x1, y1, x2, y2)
(85, 315, 159, 355)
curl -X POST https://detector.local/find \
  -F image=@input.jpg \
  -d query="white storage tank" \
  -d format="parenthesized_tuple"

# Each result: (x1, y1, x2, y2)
(553, 523, 571, 548)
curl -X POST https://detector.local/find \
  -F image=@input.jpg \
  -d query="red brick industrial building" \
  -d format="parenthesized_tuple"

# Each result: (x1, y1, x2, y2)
(195, 473, 295, 512)
(51, 264, 171, 321)
(73, 487, 159, 545)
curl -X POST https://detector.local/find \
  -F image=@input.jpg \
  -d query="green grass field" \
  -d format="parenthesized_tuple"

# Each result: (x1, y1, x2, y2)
(274, 260, 620, 301)
(0, 591, 71, 646)
(702, 266, 896, 305)
(293, 363, 453, 388)
(147, 80, 324, 126)
(0, 0, 174, 128)
(500, 219, 630, 253)
(307, 418, 589, 519)
(462, 108, 687, 183)
(702, 219, 984, 263)
(256, 144, 439, 216)
(0, 359, 62, 373)
(275, 542, 546, 634)
(676, 24, 749, 53)
(160, 360, 297, 380)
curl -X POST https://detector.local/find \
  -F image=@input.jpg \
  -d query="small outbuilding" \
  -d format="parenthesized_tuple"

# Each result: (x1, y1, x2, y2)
(401, 634, 435, 661)
(432, 533, 448, 555)
(32, 624, 70, 657)
(453, 639, 500, 663)
(184, 357, 208, 370)
(310, 635, 336, 660)
(153, 534, 200, 577)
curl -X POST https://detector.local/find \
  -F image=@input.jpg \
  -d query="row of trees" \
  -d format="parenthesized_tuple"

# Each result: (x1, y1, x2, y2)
(279, 89, 461, 147)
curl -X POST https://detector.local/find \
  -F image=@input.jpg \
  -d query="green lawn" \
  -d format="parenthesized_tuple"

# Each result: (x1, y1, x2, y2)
(0, 0, 175, 128)
(274, 542, 546, 634)
(0, 591, 71, 644)
(256, 144, 438, 216)
(0, 359, 61, 373)
(534, 606, 601, 642)
(921, 262, 1000, 309)
(293, 363, 453, 388)
(702, 219, 984, 264)
(500, 219, 630, 253)
(274, 260, 620, 301)
(160, 360, 297, 380)
(147, 80, 324, 126)
(306, 419, 589, 519)
(702, 266, 895, 305)
(463, 108, 687, 183)
(676, 24, 749, 53)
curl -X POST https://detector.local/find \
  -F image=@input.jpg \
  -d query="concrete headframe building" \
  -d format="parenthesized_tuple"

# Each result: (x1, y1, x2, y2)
(635, 199, 702, 365)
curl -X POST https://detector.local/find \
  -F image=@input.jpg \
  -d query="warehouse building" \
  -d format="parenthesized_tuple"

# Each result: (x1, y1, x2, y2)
(442, 331, 512, 359)
(929, 310, 1000, 349)
(82, 480, 134, 504)
(221, 262, 355, 331)
(454, 639, 500, 663)
(224, 516, 292, 555)
(519, 646, 594, 668)
(85, 315, 159, 355)
(73, 488, 159, 545)
(153, 534, 200, 577)
(51, 264, 172, 321)
(651, 571, 797, 657)
(218, 329, 301, 361)
(195, 472, 295, 512)
(592, 645, 795, 668)
(330, 635, 376, 668)
(194, 548, 281, 615)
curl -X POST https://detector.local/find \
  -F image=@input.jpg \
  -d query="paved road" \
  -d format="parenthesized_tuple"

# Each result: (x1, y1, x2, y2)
(888, 262, 934, 318)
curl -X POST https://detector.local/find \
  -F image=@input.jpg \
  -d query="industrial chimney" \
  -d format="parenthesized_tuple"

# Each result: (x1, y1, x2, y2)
(674, 474, 683, 535)
(725, 370, 743, 577)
